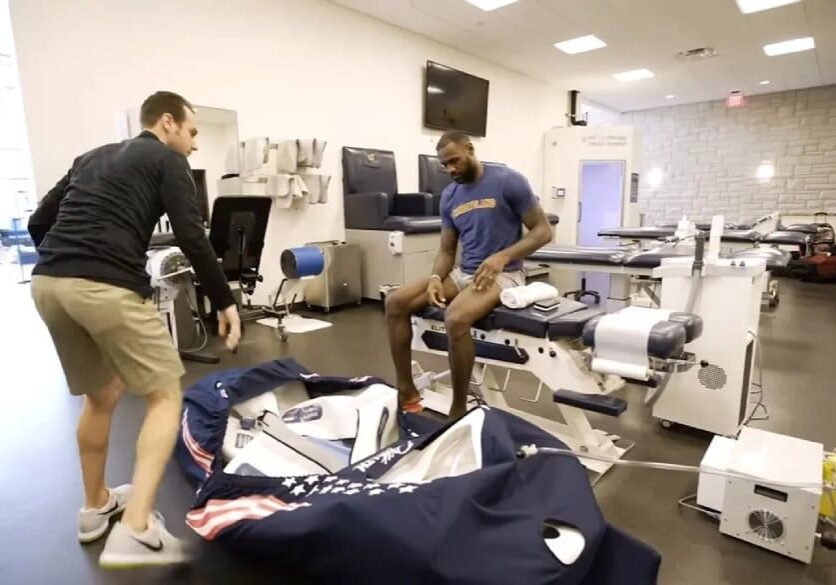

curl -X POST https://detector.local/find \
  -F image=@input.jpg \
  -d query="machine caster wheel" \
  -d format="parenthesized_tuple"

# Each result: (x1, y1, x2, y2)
(280, 334, 289, 342)
(660, 420, 674, 429)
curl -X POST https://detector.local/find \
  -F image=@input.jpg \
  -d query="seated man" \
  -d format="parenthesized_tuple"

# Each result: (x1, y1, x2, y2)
(385, 131, 554, 418)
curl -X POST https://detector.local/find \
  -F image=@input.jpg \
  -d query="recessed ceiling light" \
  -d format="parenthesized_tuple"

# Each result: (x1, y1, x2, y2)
(736, 0, 800, 14)
(613, 69, 654, 82)
(665, 94, 675, 99)
(759, 80, 771, 85)
(427, 86, 444, 94)
(763, 37, 815, 56)
(465, 0, 518, 11)
(554, 35, 607, 55)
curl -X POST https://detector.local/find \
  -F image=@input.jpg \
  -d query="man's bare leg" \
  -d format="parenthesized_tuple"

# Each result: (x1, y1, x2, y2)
(121, 381, 182, 532)
(385, 278, 458, 405)
(78, 378, 124, 509)
(444, 285, 502, 418)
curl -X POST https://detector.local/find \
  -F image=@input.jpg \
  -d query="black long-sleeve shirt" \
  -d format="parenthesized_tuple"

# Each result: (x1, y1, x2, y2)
(29, 131, 234, 309)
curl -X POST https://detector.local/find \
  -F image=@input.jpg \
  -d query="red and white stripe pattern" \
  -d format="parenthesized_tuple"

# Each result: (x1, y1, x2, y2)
(181, 409, 215, 474)
(186, 495, 312, 540)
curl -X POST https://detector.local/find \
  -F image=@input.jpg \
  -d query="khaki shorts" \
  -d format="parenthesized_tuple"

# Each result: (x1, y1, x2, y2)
(449, 267, 525, 292)
(31, 276, 184, 396)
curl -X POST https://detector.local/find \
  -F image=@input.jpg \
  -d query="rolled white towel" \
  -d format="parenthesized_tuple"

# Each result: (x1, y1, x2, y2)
(500, 282, 559, 309)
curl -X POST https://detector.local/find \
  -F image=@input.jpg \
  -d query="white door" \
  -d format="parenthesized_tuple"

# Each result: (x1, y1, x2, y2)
(577, 161, 625, 303)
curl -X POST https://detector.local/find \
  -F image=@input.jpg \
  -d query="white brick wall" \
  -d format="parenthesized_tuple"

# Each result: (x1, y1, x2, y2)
(621, 85, 836, 225)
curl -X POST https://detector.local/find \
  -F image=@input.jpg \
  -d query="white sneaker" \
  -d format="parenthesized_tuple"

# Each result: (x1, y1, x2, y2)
(99, 512, 190, 569)
(77, 484, 132, 543)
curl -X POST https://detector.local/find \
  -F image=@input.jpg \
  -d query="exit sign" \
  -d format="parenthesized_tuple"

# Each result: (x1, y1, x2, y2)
(726, 92, 745, 108)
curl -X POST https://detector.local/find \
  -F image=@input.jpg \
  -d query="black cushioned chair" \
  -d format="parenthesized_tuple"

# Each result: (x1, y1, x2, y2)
(342, 147, 438, 233)
(418, 154, 453, 215)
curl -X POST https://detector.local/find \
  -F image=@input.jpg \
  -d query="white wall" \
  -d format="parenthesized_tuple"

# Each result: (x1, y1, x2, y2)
(11, 0, 566, 303)
(579, 98, 622, 128)
(622, 86, 836, 225)
(0, 0, 35, 225)
(186, 116, 239, 210)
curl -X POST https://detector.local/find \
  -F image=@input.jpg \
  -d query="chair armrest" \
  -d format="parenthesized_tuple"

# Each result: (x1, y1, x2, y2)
(344, 191, 390, 229)
(393, 192, 433, 217)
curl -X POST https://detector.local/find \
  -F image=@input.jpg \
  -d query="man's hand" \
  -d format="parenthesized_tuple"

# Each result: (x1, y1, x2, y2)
(427, 277, 447, 308)
(218, 304, 242, 352)
(473, 252, 510, 291)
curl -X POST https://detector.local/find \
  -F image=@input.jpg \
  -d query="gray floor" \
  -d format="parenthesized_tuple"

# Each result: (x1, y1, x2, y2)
(1, 276, 834, 584)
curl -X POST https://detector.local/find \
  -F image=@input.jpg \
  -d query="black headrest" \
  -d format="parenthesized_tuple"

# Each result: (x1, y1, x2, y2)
(666, 312, 703, 343)
(342, 147, 398, 197)
(418, 154, 452, 197)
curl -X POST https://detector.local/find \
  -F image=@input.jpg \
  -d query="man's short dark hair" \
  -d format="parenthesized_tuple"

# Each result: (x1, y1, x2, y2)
(140, 91, 194, 127)
(436, 131, 471, 150)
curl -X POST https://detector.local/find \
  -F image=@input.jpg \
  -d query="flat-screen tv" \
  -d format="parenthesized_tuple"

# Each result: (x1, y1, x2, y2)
(424, 61, 489, 137)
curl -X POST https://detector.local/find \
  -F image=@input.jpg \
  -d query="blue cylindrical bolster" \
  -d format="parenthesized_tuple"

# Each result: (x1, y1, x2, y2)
(281, 246, 325, 278)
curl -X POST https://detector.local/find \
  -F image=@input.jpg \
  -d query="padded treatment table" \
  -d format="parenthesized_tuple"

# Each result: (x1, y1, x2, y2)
(529, 244, 789, 273)
(526, 243, 787, 309)
(528, 244, 695, 310)
(761, 229, 812, 250)
(417, 301, 694, 362)
(598, 226, 763, 244)
(781, 223, 819, 234)
(530, 244, 693, 276)
(598, 226, 676, 240)
(529, 245, 631, 266)
(417, 299, 602, 344)
(410, 299, 702, 478)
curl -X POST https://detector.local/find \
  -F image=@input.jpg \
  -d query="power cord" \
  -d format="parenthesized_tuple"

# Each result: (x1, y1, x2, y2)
(736, 330, 770, 433)
(677, 494, 720, 520)
(516, 445, 831, 491)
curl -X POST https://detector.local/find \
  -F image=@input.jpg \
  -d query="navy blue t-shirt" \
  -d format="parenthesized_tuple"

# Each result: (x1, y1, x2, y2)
(440, 165, 537, 274)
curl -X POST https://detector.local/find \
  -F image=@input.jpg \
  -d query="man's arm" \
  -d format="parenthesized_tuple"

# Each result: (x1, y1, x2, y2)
(158, 153, 235, 311)
(28, 170, 72, 246)
(496, 205, 553, 261)
(430, 228, 459, 279)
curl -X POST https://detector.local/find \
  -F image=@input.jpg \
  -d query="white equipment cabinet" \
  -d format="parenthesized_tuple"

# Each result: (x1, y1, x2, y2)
(698, 428, 823, 564)
(652, 257, 766, 436)
(303, 241, 362, 311)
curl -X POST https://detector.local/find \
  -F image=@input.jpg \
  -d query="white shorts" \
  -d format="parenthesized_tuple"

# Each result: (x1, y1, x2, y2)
(449, 267, 525, 292)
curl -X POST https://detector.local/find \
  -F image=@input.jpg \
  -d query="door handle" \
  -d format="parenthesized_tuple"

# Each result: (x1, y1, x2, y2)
(578, 201, 582, 223)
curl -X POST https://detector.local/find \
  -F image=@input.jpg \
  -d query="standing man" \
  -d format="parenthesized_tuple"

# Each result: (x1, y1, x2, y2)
(28, 91, 240, 568)
(385, 131, 553, 419)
